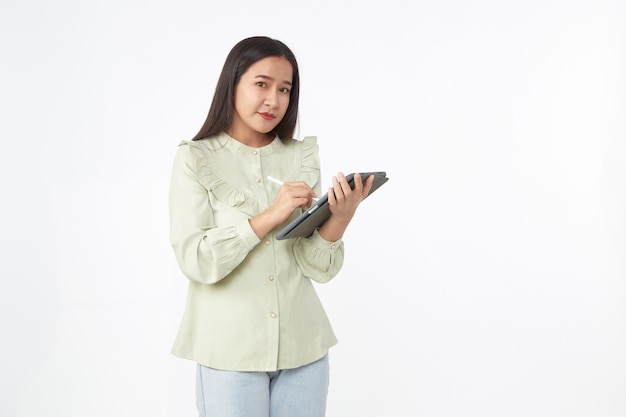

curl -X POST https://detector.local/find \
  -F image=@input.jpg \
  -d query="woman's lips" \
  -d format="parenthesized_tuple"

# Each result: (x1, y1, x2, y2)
(259, 112, 275, 120)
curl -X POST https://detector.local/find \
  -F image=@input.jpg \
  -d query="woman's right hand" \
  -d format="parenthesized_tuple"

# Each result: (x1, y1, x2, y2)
(268, 181, 317, 224)
(249, 181, 317, 239)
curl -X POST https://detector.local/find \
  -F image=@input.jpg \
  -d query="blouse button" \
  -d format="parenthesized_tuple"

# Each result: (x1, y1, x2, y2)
(269, 275, 275, 281)
(330, 244, 335, 250)
(270, 312, 277, 318)
(252, 150, 258, 155)
(256, 178, 261, 183)
(264, 240, 271, 246)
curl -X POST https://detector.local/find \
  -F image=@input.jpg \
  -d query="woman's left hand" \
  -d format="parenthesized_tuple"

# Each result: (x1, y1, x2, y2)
(327, 172, 374, 218)
(318, 172, 374, 241)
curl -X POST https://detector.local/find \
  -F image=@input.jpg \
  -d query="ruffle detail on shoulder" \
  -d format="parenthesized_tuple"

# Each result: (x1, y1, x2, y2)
(178, 140, 250, 213)
(208, 177, 247, 208)
(300, 136, 321, 187)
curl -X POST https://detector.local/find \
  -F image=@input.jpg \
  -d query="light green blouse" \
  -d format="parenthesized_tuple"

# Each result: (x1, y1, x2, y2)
(169, 132, 343, 372)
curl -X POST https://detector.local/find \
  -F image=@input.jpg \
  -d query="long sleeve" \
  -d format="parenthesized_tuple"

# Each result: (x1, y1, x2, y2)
(293, 230, 344, 284)
(168, 142, 260, 284)
(292, 137, 344, 283)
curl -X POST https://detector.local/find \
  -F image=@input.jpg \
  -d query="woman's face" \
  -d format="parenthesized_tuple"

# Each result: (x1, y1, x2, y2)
(228, 56, 293, 144)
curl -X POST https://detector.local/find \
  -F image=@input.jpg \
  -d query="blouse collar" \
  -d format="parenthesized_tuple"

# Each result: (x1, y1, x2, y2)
(217, 131, 283, 156)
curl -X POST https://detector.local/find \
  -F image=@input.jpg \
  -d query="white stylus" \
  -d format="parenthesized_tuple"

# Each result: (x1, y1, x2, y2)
(266, 176, 319, 201)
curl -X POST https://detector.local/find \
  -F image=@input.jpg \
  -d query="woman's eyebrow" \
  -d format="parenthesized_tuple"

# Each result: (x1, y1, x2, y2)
(254, 74, 292, 86)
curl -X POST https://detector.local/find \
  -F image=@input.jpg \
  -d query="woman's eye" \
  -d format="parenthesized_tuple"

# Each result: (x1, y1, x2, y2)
(256, 81, 267, 87)
(279, 87, 290, 94)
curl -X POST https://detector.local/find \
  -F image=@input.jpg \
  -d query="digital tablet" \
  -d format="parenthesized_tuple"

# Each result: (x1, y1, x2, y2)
(275, 171, 389, 240)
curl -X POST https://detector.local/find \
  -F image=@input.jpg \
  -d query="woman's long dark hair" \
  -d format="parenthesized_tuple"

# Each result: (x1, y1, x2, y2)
(191, 36, 300, 142)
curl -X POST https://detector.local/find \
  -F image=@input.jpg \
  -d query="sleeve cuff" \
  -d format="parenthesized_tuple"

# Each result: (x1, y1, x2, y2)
(236, 218, 261, 250)
(307, 229, 342, 251)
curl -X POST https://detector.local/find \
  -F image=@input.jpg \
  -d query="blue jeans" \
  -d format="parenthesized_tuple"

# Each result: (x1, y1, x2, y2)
(196, 354, 329, 417)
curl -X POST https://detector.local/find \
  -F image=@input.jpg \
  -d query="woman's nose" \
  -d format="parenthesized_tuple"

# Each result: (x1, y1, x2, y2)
(264, 90, 278, 107)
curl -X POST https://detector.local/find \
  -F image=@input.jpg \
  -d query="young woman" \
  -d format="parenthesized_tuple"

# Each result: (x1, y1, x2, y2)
(168, 36, 374, 417)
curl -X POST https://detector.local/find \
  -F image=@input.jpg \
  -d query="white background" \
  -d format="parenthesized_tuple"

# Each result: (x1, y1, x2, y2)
(1, 0, 625, 416)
